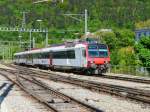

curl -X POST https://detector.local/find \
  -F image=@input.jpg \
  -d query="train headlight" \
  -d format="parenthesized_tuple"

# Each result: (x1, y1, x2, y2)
(88, 60, 94, 64)
(88, 60, 95, 67)
(104, 60, 108, 64)
(91, 60, 94, 64)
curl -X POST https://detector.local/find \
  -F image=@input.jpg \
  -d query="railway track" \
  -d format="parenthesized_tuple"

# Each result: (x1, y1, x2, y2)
(8, 64, 150, 84)
(17, 75, 102, 112)
(2, 65, 150, 104)
(0, 68, 102, 112)
(101, 75, 150, 84)
(31, 72, 150, 104)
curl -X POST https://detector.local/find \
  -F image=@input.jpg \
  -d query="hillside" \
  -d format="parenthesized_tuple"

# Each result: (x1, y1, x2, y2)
(0, 0, 149, 70)
(0, 0, 149, 40)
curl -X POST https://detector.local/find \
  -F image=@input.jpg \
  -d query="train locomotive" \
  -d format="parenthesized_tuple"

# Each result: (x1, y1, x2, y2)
(14, 39, 110, 75)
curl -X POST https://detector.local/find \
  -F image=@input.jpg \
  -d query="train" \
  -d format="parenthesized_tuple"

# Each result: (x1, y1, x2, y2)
(14, 39, 110, 75)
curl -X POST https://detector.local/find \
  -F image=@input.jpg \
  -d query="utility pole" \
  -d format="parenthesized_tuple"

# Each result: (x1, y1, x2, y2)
(46, 29, 48, 47)
(29, 31, 32, 50)
(21, 11, 28, 28)
(19, 35, 22, 48)
(2, 47, 5, 61)
(20, 11, 28, 49)
(33, 37, 35, 48)
(9, 42, 11, 59)
(85, 9, 88, 38)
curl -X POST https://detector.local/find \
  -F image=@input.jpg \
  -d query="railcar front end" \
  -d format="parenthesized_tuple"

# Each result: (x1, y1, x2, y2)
(85, 43, 110, 74)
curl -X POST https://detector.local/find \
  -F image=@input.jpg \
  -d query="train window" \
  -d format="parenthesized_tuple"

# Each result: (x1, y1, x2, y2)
(53, 52, 57, 58)
(21, 55, 23, 58)
(45, 52, 49, 58)
(34, 54, 36, 58)
(59, 51, 67, 58)
(41, 52, 49, 58)
(98, 44, 107, 49)
(99, 51, 108, 57)
(88, 44, 107, 49)
(24, 54, 27, 58)
(88, 51, 99, 57)
(37, 54, 39, 58)
(41, 53, 45, 58)
(39, 53, 42, 58)
(28, 54, 32, 59)
(67, 50, 75, 59)
(53, 50, 75, 59)
(88, 45, 97, 49)
(53, 51, 67, 59)
(36, 53, 40, 58)
(49, 52, 53, 58)
(32, 53, 36, 58)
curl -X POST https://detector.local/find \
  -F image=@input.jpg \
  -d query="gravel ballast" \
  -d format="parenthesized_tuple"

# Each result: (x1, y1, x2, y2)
(0, 72, 52, 112)
(43, 70, 150, 91)
(36, 77, 150, 112)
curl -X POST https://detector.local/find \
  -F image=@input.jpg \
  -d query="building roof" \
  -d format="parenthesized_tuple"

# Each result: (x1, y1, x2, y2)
(135, 28, 150, 33)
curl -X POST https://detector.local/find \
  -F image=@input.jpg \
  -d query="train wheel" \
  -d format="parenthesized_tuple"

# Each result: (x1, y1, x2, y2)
(98, 70, 103, 75)
(85, 69, 92, 75)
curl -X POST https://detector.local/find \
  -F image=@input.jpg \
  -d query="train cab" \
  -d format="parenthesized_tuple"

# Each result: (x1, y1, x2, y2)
(85, 43, 110, 74)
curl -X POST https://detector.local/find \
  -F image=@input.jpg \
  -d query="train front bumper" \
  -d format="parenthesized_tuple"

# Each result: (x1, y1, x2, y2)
(90, 62, 109, 74)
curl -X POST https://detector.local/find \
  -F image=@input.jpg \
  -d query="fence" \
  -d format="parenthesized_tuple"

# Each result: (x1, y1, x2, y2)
(108, 65, 150, 77)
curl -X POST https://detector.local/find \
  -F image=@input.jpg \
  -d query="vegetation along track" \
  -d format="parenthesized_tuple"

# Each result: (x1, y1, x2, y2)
(0, 67, 103, 112)
(3, 65, 150, 104)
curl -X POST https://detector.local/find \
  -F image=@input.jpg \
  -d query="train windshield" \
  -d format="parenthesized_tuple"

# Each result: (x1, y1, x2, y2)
(88, 51, 99, 57)
(99, 51, 108, 57)
(88, 44, 108, 57)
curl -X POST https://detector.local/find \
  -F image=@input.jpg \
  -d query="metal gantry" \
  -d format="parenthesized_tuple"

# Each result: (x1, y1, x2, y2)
(0, 27, 49, 49)
(0, 41, 29, 61)
(63, 9, 88, 38)
(33, 0, 64, 4)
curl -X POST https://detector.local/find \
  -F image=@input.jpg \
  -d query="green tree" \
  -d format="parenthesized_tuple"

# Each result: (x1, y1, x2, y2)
(118, 46, 136, 66)
(114, 29, 135, 47)
(135, 36, 150, 67)
(95, 31, 117, 50)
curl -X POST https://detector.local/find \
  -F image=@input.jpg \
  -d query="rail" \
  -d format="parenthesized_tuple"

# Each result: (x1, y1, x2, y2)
(0, 68, 103, 112)
(108, 65, 150, 76)
(6, 65, 150, 104)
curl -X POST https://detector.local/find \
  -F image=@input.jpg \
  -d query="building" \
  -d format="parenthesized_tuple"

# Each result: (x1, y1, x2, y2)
(135, 28, 150, 41)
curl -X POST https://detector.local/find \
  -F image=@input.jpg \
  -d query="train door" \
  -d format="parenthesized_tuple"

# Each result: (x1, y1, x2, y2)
(49, 51, 53, 67)
(80, 47, 87, 67)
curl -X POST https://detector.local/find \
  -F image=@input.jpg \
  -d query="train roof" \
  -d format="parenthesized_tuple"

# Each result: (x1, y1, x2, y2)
(14, 43, 86, 56)
(14, 40, 108, 56)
